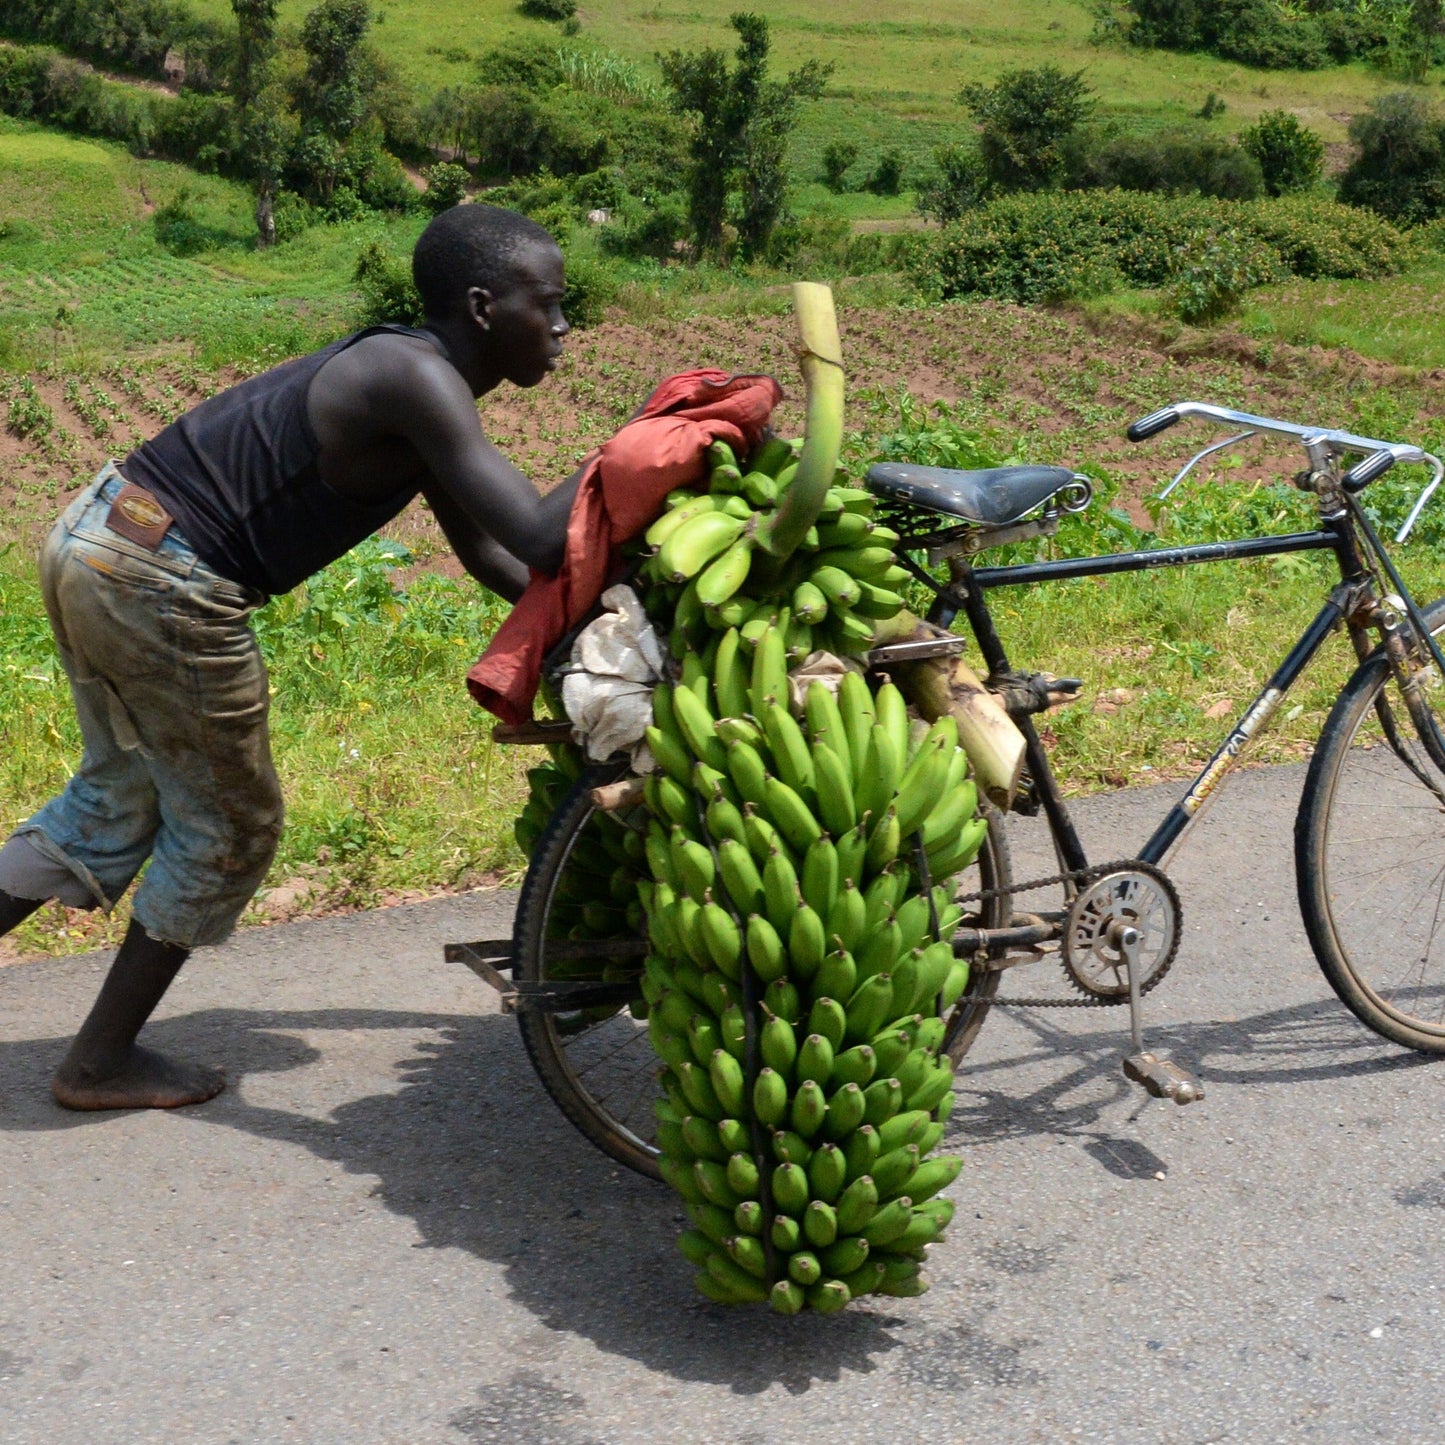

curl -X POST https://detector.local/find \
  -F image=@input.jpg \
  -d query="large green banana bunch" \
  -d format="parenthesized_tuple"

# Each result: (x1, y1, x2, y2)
(639, 438, 912, 668)
(638, 502, 988, 1309)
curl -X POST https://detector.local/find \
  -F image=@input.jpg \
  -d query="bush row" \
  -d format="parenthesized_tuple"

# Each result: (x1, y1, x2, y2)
(1108, 0, 1396, 71)
(912, 190, 1411, 309)
(0, 44, 231, 169)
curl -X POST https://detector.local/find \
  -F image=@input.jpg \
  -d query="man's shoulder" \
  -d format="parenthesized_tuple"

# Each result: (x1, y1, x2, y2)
(319, 329, 467, 404)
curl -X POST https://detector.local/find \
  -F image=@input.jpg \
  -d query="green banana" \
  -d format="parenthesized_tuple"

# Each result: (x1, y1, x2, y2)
(725, 1151, 760, 1199)
(872, 1143, 920, 1199)
(814, 948, 857, 1003)
(672, 685, 729, 773)
(733, 1199, 764, 1237)
(860, 1196, 914, 1246)
(770, 1279, 805, 1315)
(770, 1213, 802, 1253)
(772, 1161, 810, 1216)
(659, 510, 747, 583)
(764, 776, 823, 853)
(717, 839, 765, 916)
(694, 1158, 743, 1209)
(790, 1079, 827, 1138)
(745, 913, 787, 982)
(725, 740, 770, 811)
(903, 1155, 963, 1203)
(800, 836, 839, 918)
(789, 1252, 823, 1288)
(696, 536, 756, 609)
(788, 901, 827, 980)
(835, 1174, 880, 1234)
(753, 1067, 788, 1126)
(827, 880, 866, 954)
(822, 1081, 866, 1140)
(806, 996, 847, 1052)
(846, 973, 896, 1045)
(843, 1123, 881, 1183)
(804, 1200, 839, 1248)
(761, 705, 816, 804)
(831, 1042, 876, 1088)
(811, 739, 857, 837)
(712, 628, 751, 720)
(772, 1129, 813, 1167)
(646, 493, 721, 549)
(861, 1076, 903, 1127)
(762, 849, 800, 936)
(710, 1048, 746, 1117)
(796, 1031, 835, 1087)
(760, 1013, 798, 1079)
(807, 1142, 847, 1204)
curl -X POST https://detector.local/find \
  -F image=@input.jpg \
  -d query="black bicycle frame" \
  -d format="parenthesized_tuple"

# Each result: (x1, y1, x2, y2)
(915, 512, 1373, 877)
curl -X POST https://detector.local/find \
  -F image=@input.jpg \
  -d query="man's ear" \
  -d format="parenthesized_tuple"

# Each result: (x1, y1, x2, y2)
(466, 286, 495, 329)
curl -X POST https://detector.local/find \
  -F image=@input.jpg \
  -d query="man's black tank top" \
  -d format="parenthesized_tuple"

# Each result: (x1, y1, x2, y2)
(123, 324, 439, 596)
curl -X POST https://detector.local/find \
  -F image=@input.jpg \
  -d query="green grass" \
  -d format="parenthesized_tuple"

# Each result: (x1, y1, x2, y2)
(1239, 253, 1445, 367)
(185, 0, 1409, 137)
(0, 117, 432, 367)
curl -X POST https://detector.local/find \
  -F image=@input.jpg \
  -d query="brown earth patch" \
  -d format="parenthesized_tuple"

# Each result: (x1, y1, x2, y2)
(5, 300, 1439, 561)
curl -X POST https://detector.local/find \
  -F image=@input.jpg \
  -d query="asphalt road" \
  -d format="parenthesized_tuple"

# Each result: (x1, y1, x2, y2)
(1, 763, 1442, 1444)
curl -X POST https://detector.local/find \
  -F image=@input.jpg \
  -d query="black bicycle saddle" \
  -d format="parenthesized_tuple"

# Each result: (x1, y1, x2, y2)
(866, 462, 1077, 527)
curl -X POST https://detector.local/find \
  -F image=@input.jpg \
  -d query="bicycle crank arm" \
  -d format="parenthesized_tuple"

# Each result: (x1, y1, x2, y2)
(1115, 921, 1204, 1106)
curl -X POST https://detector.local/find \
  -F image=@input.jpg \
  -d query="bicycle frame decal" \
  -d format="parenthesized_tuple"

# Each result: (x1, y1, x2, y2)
(1179, 687, 1285, 816)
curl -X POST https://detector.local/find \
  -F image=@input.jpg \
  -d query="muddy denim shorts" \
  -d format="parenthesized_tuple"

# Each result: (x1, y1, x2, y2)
(0, 465, 283, 948)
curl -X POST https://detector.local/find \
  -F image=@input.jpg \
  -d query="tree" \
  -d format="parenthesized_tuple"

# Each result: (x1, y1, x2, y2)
(231, 0, 282, 245)
(960, 64, 1094, 192)
(296, 0, 372, 143)
(660, 13, 829, 262)
(1409, 0, 1445, 83)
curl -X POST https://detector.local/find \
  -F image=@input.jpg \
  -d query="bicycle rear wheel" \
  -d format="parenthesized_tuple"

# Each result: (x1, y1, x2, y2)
(513, 765, 661, 1177)
(941, 804, 1013, 1063)
(1296, 597, 1445, 1052)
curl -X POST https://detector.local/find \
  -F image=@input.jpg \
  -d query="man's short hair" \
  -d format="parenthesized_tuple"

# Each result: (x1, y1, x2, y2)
(412, 204, 558, 319)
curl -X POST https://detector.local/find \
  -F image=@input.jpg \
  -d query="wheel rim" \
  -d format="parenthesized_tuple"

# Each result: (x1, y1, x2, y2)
(1320, 662, 1445, 1040)
(527, 799, 661, 1171)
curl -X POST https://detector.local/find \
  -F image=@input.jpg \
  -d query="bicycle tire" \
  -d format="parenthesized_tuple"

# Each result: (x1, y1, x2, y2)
(513, 764, 662, 1178)
(942, 803, 1014, 1064)
(1296, 596, 1445, 1053)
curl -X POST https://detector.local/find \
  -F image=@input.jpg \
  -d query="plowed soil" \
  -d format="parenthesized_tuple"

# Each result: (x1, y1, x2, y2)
(4, 301, 1438, 559)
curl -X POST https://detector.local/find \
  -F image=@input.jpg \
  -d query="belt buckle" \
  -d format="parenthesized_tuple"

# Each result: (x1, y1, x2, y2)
(105, 483, 174, 551)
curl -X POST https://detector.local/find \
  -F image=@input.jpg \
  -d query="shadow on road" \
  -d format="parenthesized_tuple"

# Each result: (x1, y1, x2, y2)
(949, 993, 1431, 1160)
(0, 1005, 906, 1396)
(0, 988, 1430, 1395)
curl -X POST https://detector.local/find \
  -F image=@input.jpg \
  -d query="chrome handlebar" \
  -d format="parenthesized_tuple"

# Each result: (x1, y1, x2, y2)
(1128, 400, 1445, 543)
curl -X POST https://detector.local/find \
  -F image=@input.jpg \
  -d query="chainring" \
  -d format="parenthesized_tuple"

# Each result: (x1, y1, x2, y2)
(1060, 862, 1181, 999)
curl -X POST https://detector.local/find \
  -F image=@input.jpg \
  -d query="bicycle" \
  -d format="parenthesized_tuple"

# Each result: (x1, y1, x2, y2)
(447, 399, 1445, 1177)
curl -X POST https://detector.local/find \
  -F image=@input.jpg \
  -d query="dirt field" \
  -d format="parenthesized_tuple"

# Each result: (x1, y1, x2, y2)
(4, 301, 1435, 559)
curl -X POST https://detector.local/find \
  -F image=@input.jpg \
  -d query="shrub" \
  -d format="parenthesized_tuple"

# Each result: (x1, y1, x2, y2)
(821, 141, 858, 192)
(960, 64, 1094, 191)
(916, 143, 992, 223)
(1338, 92, 1445, 226)
(152, 188, 210, 255)
(1067, 129, 1263, 199)
(519, 0, 577, 19)
(1240, 110, 1324, 195)
(866, 148, 906, 196)
(911, 189, 1410, 310)
(353, 241, 424, 325)
(473, 38, 568, 92)
(1168, 228, 1284, 324)
(559, 254, 620, 327)
(420, 160, 469, 212)
(598, 192, 688, 260)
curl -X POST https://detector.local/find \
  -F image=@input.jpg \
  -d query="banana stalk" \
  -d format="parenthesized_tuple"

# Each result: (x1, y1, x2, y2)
(757, 283, 844, 561)
(892, 637, 1026, 809)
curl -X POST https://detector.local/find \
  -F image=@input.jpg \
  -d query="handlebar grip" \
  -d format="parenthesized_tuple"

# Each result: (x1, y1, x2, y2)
(1127, 408, 1181, 442)
(1344, 450, 1396, 493)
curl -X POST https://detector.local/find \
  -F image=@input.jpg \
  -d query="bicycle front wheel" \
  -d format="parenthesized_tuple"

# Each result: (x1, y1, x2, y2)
(513, 765, 661, 1177)
(1297, 597, 1445, 1052)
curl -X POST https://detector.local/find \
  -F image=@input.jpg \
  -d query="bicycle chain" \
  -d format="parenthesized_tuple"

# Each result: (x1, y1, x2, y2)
(952, 858, 1156, 1010)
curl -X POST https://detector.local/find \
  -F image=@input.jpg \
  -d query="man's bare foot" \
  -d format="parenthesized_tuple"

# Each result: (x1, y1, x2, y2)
(51, 1045, 226, 1111)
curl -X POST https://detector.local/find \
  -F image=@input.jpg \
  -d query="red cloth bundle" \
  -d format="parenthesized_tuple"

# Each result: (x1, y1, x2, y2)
(467, 368, 782, 725)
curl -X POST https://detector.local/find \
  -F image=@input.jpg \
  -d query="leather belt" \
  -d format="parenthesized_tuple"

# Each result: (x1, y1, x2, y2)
(105, 481, 174, 551)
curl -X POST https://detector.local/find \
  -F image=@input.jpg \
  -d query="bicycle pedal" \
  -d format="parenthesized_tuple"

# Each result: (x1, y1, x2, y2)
(1123, 1051, 1204, 1106)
